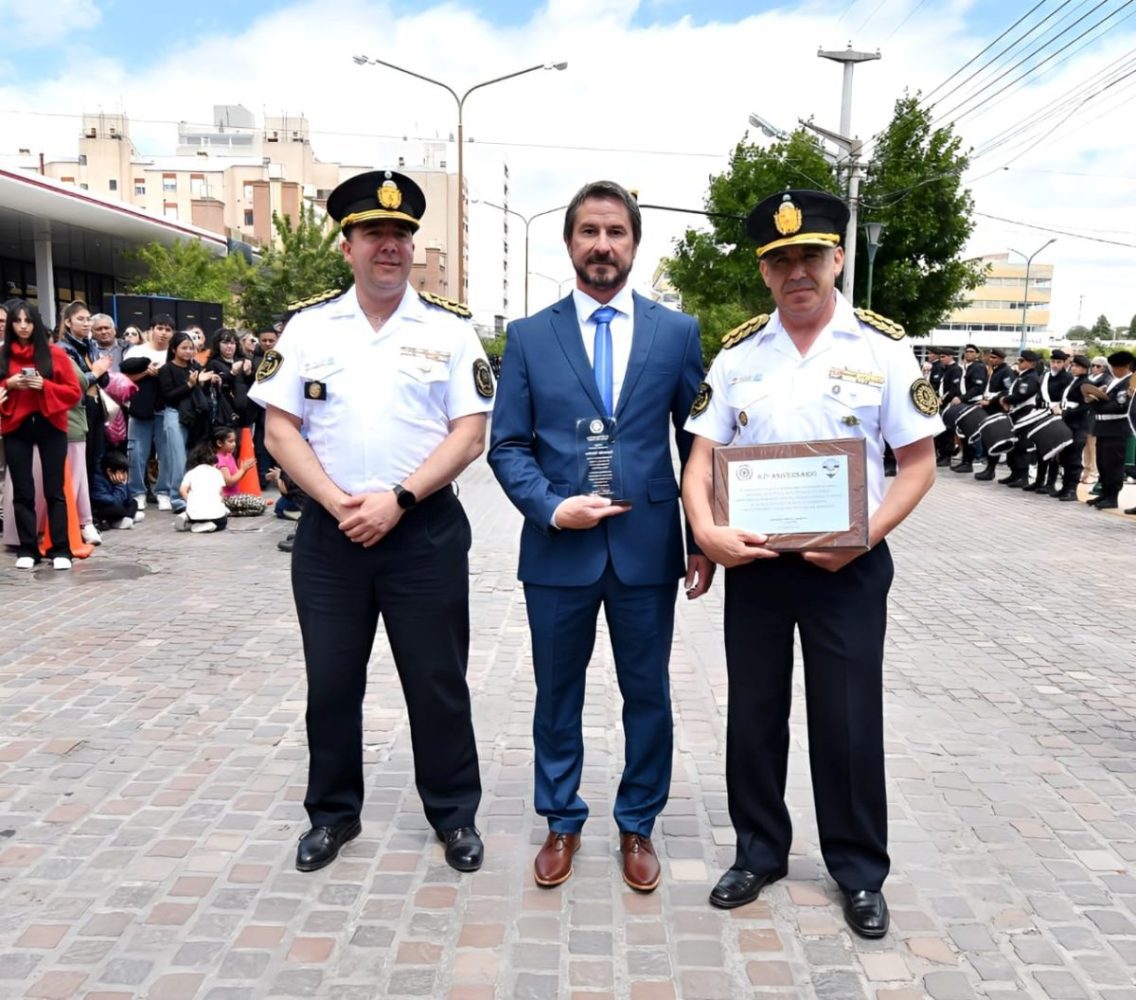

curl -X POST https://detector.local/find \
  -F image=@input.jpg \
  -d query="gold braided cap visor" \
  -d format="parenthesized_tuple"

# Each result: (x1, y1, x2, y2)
(755, 232, 841, 258)
(339, 208, 420, 231)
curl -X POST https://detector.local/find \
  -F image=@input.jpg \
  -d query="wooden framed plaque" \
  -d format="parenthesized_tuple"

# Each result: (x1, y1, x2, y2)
(711, 437, 869, 551)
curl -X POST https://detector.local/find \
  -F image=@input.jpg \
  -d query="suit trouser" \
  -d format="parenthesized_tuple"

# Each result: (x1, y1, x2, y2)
(291, 488, 481, 830)
(1096, 433, 1126, 501)
(523, 566, 677, 836)
(5, 415, 70, 560)
(723, 543, 894, 891)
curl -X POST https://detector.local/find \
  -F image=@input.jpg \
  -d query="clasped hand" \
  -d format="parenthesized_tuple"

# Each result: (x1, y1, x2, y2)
(335, 491, 402, 547)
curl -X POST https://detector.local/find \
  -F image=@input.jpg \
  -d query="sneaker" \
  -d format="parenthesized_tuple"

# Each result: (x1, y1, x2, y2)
(173, 513, 189, 532)
(157, 494, 173, 511)
(133, 509, 146, 523)
(81, 524, 103, 545)
(15, 556, 35, 570)
(53, 557, 72, 571)
(282, 508, 302, 521)
(134, 493, 148, 509)
(112, 518, 134, 530)
(190, 522, 217, 533)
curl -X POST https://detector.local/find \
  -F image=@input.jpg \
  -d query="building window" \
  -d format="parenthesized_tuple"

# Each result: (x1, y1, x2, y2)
(61, 176, 75, 185)
(162, 173, 177, 193)
(108, 179, 117, 191)
(164, 201, 178, 220)
(243, 183, 254, 202)
(244, 210, 254, 226)
(190, 173, 206, 198)
(78, 154, 87, 166)
(134, 179, 146, 196)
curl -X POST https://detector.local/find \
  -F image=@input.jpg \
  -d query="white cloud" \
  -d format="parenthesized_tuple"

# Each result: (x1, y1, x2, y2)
(0, 0, 101, 46)
(1, 0, 1132, 333)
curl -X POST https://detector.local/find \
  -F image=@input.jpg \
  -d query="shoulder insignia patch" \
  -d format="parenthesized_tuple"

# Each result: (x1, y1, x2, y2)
(419, 291, 472, 318)
(855, 308, 906, 340)
(473, 358, 494, 399)
(910, 377, 939, 416)
(256, 349, 284, 384)
(722, 314, 770, 350)
(286, 288, 343, 314)
(690, 381, 712, 418)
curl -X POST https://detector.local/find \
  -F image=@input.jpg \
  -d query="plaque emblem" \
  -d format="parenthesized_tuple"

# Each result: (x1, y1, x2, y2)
(690, 381, 712, 418)
(473, 358, 494, 398)
(589, 418, 605, 434)
(256, 350, 283, 383)
(378, 179, 402, 210)
(910, 377, 939, 416)
(773, 197, 803, 236)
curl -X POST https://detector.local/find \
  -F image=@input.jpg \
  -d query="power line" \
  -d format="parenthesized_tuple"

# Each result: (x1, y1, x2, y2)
(974, 211, 1136, 248)
(884, 0, 933, 41)
(855, 0, 892, 34)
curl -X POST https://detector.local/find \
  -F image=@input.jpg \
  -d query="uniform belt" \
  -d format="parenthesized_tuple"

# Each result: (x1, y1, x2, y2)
(1096, 413, 1126, 421)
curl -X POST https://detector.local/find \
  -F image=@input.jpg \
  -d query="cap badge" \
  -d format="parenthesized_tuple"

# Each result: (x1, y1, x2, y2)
(378, 179, 402, 210)
(773, 198, 802, 236)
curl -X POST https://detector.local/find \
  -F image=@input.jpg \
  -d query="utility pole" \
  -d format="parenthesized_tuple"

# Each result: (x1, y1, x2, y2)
(816, 44, 880, 301)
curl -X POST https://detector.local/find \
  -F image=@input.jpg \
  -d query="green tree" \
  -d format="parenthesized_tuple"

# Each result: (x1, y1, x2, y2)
(126, 239, 248, 320)
(238, 206, 352, 331)
(1129, 313, 1136, 337)
(1066, 324, 1090, 340)
(1090, 313, 1114, 340)
(855, 95, 986, 337)
(667, 129, 838, 361)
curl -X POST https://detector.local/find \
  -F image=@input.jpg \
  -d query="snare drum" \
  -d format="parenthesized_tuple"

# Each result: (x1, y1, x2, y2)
(955, 404, 988, 444)
(978, 412, 1016, 456)
(942, 402, 966, 429)
(1025, 413, 1074, 461)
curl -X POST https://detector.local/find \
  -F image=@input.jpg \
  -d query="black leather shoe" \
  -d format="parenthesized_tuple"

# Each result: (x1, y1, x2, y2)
(1002, 476, 1027, 488)
(708, 866, 788, 909)
(974, 467, 996, 481)
(1095, 499, 1118, 510)
(296, 818, 361, 872)
(950, 463, 973, 473)
(1057, 490, 1078, 502)
(437, 826, 484, 872)
(842, 889, 889, 938)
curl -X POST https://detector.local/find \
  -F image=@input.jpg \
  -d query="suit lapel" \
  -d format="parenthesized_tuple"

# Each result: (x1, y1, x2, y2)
(550, 296, 606, 414)
(615, 292, 658, 420)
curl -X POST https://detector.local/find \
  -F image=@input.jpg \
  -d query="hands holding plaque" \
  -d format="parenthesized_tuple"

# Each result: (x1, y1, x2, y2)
(551, 417, 632, 530)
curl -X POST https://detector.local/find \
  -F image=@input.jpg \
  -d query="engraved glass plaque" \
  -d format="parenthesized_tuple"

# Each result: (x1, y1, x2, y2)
(576, 417, 623, 497)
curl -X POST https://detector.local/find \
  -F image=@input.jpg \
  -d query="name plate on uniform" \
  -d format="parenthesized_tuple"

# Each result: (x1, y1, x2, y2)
(576, 417, 623, 497)
(711, 438, 869, 551)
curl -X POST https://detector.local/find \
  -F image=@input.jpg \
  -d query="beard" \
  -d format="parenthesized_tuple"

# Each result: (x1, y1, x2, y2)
(574, 254, 631, 292)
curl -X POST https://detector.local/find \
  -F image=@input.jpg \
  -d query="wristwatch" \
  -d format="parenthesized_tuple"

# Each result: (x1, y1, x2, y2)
(392, 483, 417, 510)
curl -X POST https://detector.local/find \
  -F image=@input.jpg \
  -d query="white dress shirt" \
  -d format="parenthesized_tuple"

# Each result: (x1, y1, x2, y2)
(572, 285, 635, 410)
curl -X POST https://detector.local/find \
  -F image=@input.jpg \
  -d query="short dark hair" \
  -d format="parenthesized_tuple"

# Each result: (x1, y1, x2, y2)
(151, 313, 175, 329)
(563, 181, 641, 245)
(1107, 349, 1134, 368)
(964, 343, 978, 352)
(101, 450, 129, 474)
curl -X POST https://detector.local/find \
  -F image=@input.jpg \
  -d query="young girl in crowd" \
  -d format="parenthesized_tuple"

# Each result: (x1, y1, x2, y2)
(211, 425, 265, 516)
(0, 300, 82, 569)
(174, 441, 228, 534)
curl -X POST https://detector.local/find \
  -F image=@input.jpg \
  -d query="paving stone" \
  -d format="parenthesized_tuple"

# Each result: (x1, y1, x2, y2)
(1031, 970, 1090, 999)
(923, 971, 977, 999)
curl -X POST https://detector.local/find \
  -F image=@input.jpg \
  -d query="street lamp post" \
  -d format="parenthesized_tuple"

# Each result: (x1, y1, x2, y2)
(353, 56, 567, 303)
(863, 221, 885, 309)
(475, 200, 566, 315)
(531, 271, 574, 299)
(1009, 238, 1056, 353)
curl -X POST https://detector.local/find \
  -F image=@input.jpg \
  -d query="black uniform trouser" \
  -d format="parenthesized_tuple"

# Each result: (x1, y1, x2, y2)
(5, 415, 70, 560)
(723, 543, 894, 891)
(1096, 432, 1127, 500)
(291, 487, 480, 831)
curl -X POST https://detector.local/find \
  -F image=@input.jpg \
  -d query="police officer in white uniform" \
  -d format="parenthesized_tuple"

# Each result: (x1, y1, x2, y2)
(681, 190, 941, 936)
(250, 170, 494, 874)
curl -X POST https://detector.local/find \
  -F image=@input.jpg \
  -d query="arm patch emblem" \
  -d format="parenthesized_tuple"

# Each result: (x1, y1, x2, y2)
(690, 381, 712, 417)
(473, 358, 495, 398)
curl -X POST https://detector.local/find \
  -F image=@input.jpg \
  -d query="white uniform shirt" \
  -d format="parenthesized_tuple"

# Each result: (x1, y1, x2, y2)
(685, 294, 943, 516)
(248, 284, 493, 495)
(572, 285, 634, 410)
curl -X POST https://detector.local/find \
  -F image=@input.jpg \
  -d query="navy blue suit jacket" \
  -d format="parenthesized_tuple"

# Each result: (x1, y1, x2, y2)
(488, 291, 703, 587)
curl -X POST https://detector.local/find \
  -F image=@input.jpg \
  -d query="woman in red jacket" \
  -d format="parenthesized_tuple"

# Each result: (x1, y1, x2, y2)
(0, 300, 82, 569)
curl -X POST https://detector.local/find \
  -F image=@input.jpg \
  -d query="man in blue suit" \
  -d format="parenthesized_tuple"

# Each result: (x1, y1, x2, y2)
(488, 181, 713, 893)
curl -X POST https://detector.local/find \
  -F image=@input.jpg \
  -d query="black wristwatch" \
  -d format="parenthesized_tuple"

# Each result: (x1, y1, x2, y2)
(392, 483, 417, 510)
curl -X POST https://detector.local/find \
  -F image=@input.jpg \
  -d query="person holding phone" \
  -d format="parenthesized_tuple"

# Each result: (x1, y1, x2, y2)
(488, 181, 711, 894)
(0, 300, 83, 569)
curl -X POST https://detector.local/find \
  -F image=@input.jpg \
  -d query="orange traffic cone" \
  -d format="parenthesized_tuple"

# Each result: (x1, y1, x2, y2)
(41, 459, 95, 560)
(236, 427, 261, 496)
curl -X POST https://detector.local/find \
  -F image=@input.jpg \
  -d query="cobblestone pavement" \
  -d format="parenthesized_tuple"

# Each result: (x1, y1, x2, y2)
(2, 463, 1135, 1000)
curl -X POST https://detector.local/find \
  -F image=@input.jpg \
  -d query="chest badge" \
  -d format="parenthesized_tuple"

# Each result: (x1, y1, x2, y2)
(304, 380, 327, 401)
(473, 358, 495, 399)
(738, 410, 748, 427)
(841, 415, 860, 426)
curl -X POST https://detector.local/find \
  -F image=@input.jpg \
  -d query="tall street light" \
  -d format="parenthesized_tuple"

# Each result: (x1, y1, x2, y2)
(353, 56, 567, 303)
(863, 221, 885, 309)
(1009, 238, 1056, 353)
(475, 200, 566, 316)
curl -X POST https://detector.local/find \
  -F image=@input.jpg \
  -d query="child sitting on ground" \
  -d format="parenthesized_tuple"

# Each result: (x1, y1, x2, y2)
(211, 425, 266, 516)
(91, 449, 144, 529)
(174, 442, 228, 534)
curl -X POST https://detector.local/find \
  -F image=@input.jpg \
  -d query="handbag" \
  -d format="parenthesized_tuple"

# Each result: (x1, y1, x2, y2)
(98, 388, 121, 421)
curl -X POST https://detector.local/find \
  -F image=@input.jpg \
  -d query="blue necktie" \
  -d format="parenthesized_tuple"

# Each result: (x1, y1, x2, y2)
(592, 305, 616, 416)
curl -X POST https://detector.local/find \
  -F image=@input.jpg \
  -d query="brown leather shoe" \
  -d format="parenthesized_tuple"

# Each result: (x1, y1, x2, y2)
(534, 832, 581, 887)
(619, 832, 661, 892)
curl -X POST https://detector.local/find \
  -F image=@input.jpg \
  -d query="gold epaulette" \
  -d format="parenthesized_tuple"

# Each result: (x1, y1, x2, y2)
(855, 308, 905, 340)
(721, 314, 770, 350)
(286, 288, 343, 314)
(419, 291, 472, 318)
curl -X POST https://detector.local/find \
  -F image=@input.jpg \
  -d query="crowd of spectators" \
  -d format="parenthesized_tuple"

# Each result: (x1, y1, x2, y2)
(0, 301, 296, 568)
